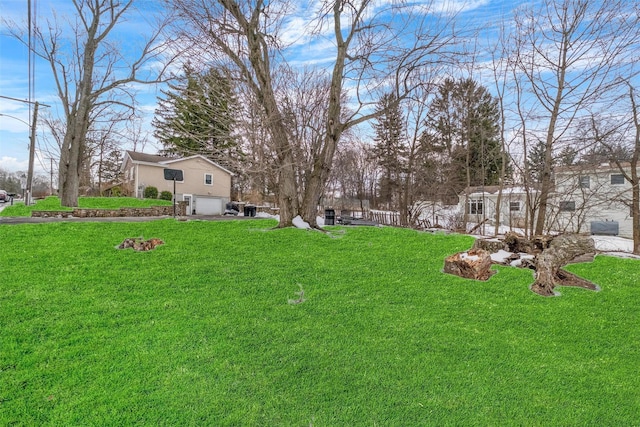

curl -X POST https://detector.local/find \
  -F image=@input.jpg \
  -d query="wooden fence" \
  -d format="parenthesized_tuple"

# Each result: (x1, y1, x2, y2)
(365, 210, 434, 228)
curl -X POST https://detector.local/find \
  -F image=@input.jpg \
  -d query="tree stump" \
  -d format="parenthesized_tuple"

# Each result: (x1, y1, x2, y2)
(444, 248, 496, 281)
(472, 238, 506, 253)
(531, 234, 597, 296)
(444, 233, 599, 296)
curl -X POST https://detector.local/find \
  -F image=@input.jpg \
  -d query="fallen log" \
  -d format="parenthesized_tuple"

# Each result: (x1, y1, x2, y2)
(468, 219, 490, 234)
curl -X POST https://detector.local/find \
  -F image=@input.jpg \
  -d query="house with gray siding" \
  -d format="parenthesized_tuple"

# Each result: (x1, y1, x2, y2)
(120, 151, 233, 215)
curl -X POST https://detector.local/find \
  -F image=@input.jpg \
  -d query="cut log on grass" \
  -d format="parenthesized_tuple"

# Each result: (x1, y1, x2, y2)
(444, 248, 496, 281)
(117, 237, 164, 251)
(531, 235, 597, 296)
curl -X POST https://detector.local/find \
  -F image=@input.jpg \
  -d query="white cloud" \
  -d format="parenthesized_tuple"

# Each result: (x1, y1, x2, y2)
(0, 156, 29, 173)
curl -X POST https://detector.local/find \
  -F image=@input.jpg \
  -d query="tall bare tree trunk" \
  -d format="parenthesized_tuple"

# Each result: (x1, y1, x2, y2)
(300, 2, 348, 228)
(58, 20, 97, 207)
(271, 118, 299, 227)
(533, 38, 569, 236)
(626, 83, 640, 254)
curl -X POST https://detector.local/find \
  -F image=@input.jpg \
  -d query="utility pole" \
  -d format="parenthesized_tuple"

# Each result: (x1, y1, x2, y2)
(50, 158, 54, 196)
(0, 95, 51, 204)
(26, 101, 39, 205)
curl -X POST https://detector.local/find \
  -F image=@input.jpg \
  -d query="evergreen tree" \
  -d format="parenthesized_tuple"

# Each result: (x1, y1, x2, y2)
(153, 65, 241, 167)
(100, 150, 123, 183)
(425, 78, 506, 196)
(558, 145, 579, 166)
(371, 92, 407, 208)
(526, 139, 547, 183)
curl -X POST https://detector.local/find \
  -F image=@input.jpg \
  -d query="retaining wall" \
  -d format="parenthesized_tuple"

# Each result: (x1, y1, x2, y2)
(31, 203, 187, 218)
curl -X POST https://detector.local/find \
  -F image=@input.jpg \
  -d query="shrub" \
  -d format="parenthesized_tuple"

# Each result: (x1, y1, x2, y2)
(144, 186, 158, 199)
(159, 191, 173, 201)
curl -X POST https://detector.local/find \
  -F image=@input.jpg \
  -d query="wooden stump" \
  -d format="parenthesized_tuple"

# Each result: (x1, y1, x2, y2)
(444, 248, 496, 281)
(472, 238, 506, 253)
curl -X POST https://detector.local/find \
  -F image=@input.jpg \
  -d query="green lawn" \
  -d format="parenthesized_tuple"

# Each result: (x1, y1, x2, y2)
(1, 219, 639, 425)
(0, 196, 172, 217)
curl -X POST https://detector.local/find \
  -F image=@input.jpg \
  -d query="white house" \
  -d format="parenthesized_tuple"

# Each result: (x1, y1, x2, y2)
(458, 163, 638, 238)
(551, 162, 638, 238)
(460, 185, 537, 231)
(120, 151, 234, 215)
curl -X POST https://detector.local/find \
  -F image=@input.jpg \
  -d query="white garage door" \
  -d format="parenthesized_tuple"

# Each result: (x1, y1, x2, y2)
(195, 197, 223, 215)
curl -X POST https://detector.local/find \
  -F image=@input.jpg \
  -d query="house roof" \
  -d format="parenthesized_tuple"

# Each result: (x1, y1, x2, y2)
(555, 162, 636, 174)
(122, 151, 234, 176)
(126, 151, 177, 164)
(460, 185, 538, 196)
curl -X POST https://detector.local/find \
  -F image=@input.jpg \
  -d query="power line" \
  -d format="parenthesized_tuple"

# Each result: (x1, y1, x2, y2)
(0, 94, 50, 107)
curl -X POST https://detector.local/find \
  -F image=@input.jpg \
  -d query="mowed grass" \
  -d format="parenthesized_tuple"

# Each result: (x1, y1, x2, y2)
(1, 219, 639, 425)
(0, 196, 172, 217)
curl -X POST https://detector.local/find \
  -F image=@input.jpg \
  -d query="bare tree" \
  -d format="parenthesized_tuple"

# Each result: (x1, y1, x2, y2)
(7, 0, 172, 206)
(168, 0, 459, 227)
(625, 83, 640, 254)
(590, 82, 640, 254)
(512, 0, 640, 236)
(486, 19, 517, 236)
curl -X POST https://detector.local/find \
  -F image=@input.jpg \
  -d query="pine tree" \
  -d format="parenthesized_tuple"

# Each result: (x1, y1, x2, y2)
(153, 65, 241, 167)
(371, 92, 407, 209)
(526, 139, 547, 183)
(100, 150, 123, 183)
(425, 78, 506, 195)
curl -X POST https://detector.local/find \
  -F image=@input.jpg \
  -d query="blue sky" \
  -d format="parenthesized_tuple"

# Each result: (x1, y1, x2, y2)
(0, 0, 172, 176)
(1, 0, 526, 176)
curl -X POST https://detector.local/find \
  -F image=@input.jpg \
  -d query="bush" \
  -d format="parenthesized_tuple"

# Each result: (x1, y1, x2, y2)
(144, 186, 158, 199)
(159, 191, 173, 201)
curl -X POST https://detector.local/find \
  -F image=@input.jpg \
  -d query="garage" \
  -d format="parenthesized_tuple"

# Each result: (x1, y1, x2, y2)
(195, 196, 224, 215)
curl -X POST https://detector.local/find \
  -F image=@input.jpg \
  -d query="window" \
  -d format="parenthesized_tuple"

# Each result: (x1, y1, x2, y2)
(467, 199, 483, 215)
(204, 173, 213, 185)
(579, 175, 590, 188)
(611, 174, 625, 185)
(559, 201, 576, 212)
(509, 201, 521, 212)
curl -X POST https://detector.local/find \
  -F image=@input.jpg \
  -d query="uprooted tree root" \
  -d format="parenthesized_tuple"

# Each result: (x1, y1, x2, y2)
(445, 232, 600, 297)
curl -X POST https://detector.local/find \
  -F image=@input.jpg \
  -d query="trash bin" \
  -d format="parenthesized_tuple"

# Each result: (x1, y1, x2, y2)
(324, 209, 335, 225)
(224, 202, 239, 216)
(244, 205, 256, 217)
